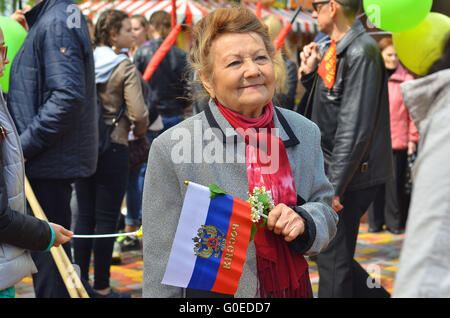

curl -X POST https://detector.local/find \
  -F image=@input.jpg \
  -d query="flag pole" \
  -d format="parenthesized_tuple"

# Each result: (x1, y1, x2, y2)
(273, 5, 302, 51)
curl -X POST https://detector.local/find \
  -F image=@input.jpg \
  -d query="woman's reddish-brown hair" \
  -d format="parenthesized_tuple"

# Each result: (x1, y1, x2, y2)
(188, 4, 276, 79)
(378, 37, 393, 52)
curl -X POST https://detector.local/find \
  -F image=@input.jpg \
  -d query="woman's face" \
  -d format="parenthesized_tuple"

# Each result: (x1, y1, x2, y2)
(112, 18, 135, 50)
(382, 45, 399, 70)
(131, 18, 148, 48)
(200, 32, 275, 117)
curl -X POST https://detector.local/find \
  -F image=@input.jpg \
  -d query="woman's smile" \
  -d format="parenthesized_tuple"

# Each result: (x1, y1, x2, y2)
(240, 84, 264, 89)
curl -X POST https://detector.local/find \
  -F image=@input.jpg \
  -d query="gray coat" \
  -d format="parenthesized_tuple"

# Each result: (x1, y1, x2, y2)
(142, 100, 338, 297)
(393, 69, 450, 297)
(0, 91, 37, 290)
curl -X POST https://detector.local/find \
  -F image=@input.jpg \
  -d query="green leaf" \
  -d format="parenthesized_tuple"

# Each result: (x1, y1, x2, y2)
(260, 218, 267, 228)
(209, 183, 227, 199)
(249, 218, 268, 242)
(256, 193, 270, 205)
(249, 224, 258, 241)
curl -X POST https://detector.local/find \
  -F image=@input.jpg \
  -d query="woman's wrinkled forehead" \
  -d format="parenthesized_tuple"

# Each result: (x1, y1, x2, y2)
(206, 32, 272, 68)
(211, 32, 266, 53)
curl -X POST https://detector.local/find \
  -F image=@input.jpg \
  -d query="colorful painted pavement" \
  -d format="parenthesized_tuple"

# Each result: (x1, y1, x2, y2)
(15, 223, 404, 298)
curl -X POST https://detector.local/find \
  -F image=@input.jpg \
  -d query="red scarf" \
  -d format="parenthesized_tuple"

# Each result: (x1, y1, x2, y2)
(216, 100, 311, 298)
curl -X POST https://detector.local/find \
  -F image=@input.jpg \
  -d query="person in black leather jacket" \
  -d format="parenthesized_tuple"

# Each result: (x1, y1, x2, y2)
(7, 0, 97, 298)
(133, 10, 189, 132)
(299, 0, 393, 298)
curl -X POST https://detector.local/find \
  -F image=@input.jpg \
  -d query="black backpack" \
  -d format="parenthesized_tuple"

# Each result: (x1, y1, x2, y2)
(97, 91, 125, 155)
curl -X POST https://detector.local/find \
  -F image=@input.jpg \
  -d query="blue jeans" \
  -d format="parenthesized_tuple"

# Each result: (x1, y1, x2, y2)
(125, 131, 159, 226)
(162, 114, 184, 131)
(125, 167, 144, 226)
(125, 115, 183, 226)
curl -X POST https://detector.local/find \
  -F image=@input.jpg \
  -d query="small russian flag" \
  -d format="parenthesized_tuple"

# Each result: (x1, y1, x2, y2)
(162, 181, 253, 295)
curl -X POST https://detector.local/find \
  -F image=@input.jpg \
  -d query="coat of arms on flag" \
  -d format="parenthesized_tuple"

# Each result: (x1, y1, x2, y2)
(161, 181, 253, 295)
(193, 225, 226, 259)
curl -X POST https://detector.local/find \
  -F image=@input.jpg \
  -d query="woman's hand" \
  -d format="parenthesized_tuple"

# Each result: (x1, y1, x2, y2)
(49, 223, 73, 247)
(266, 203, 305, 242)
(332, 196, 343, 212)
(407, 141, 417, 155)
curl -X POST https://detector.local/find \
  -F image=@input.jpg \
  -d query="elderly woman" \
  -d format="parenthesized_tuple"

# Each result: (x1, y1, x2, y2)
(142, 5, 337, 298)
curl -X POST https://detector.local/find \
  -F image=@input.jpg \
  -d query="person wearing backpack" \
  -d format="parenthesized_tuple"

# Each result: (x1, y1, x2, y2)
(73, 9, 148, 298)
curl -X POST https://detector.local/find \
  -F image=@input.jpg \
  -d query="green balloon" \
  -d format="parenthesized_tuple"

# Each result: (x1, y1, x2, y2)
(393, 12, 450, 76)
(363, 0, 433, 32)
(0, 16, 28, 93)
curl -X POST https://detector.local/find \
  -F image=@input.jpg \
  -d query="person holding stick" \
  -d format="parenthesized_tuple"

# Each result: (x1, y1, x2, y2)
(0, 25, 73, 299)
(7, 0, 98, 298)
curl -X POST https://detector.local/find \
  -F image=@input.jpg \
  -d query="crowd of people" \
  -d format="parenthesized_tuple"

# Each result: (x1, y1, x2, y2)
(0, 0, 449, 299)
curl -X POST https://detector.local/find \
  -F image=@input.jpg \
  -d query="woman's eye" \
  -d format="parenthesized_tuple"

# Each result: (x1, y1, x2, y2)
(256, 56, 268, 62)
(227, 61, 240, 67)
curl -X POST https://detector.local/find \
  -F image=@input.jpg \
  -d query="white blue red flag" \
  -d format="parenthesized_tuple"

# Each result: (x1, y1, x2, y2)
(162, 181, 253, 295)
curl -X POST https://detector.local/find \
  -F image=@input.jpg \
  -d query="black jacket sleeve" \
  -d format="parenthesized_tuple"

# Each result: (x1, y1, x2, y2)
(287, 206, 316, 254)
(0, 206, 52, 251)
(0, 164, 52, 251)
(298, 71, 318, 119)
(300, 69, 317, 92)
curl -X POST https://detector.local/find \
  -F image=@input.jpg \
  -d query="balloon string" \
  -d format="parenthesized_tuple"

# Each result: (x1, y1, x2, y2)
(72, 226, 143, 239)
(72, 232, 137, 239)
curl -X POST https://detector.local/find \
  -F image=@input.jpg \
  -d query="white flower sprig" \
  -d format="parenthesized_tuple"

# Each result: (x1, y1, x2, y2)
(247, 186, 275, 223)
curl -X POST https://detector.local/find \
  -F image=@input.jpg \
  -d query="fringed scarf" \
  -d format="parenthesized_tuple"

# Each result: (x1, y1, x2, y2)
(216, 100, 311, 298)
